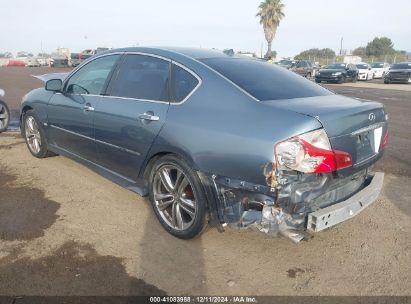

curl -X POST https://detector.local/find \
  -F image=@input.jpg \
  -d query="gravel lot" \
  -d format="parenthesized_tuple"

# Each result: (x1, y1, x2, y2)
(0, 67, 410, 296)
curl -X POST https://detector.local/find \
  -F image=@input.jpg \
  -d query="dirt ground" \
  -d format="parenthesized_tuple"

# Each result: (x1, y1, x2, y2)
(0, 68, 410, 296)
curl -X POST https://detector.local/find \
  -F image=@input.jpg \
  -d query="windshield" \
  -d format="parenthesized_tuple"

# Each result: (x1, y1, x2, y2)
(371, 63, 384, 68)
(391, 63, 411, 69)
(324, 63, 346, 69)
(201, 58, 332, 101)
(356, 64, 369, 69)
(278, 60, 293, 66)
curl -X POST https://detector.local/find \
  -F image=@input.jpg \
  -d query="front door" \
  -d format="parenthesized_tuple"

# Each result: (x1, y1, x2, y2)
(93, 54, 170, 181)
(47, 54, 121, 162)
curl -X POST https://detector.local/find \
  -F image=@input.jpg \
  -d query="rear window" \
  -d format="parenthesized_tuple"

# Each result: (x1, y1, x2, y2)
(202, 58, 332, 101)
(391, 63, 411, 69)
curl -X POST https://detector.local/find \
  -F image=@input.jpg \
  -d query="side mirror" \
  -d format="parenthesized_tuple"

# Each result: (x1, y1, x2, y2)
(45, 79, 63, 92)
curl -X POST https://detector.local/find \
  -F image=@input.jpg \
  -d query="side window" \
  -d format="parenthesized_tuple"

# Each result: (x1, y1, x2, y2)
(65, 55, 120, 95)
(171, 64, 199, 103)
(110, 54, 170, 101)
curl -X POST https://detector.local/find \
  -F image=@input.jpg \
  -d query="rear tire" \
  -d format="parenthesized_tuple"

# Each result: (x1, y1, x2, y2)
(148, 154, 208, 239)
(23, 110, 53, 158)
(0, 100, 9, 133)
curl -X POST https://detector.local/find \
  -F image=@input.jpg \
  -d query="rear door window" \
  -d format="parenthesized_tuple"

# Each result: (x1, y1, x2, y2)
(171, 64, 199, 103)
(110, 54, 170, 102)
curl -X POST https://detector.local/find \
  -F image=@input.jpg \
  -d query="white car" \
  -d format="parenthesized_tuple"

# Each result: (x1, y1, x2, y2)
(371, 62, 390, 79)
(356, 63, 374, 81)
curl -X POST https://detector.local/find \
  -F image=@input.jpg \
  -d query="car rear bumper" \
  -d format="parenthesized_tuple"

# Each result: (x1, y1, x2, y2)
(306, 172, 384, 232)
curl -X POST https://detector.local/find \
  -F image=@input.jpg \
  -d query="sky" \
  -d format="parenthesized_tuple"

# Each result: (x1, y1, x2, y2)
(1, 0, 410, 57)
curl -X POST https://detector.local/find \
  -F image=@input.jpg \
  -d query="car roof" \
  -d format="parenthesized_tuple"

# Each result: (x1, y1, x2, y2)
(102, 46, 240, 60)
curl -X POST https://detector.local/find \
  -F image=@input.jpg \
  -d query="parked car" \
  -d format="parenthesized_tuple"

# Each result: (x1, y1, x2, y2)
(275, 59, 295, 69)
(69, 53, 82, 67)
(20, 47, 388, 242)
(0, 88, 9, 133)
(356, 63, 374, 81)
(371, 62, 390, 79)
(315, 63, 358, 83)
(384, 62, 411, 84)
(290, 60, 315, 78)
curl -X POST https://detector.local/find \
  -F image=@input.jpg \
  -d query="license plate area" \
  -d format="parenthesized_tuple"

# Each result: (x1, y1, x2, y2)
(355, 127, 382, 164)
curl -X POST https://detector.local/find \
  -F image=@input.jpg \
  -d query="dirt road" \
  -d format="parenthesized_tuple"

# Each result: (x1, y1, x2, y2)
(0, 68, 410, 296)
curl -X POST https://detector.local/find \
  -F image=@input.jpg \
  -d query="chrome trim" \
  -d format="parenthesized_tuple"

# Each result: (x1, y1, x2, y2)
(351, 122, 386, 136)
(99, 95, 170, 104)
(49, 124, 141, 156)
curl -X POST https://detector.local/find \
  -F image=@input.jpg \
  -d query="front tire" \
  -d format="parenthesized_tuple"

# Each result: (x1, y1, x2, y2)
(148, 155, 208, 239)
(23, 110, 53, 158)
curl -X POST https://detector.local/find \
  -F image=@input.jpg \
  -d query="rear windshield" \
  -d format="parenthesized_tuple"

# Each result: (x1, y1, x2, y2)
(391, 63, 411, 69)
(371, 63, 384, 68)
(201, 58, 332, 101)
(325, 63, 346, 69)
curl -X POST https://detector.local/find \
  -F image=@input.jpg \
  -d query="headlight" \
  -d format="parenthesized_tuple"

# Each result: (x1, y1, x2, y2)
(332, 72, 342, 76)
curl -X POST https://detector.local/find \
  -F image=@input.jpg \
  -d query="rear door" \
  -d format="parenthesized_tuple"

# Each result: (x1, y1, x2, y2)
(93, 53, 171, 181)
(47, 54, 121, 162)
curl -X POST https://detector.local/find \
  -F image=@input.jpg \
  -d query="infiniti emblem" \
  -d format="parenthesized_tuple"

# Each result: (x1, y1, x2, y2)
(368, 113, 376, 121)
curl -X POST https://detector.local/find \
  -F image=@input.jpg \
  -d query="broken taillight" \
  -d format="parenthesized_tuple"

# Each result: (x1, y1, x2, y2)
(275, 128, 352, 173)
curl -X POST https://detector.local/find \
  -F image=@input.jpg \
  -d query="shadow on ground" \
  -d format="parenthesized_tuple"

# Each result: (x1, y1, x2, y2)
(0, 163, 60, 241)
(0, 241, 166, 296)
(139, 199, 208, 295)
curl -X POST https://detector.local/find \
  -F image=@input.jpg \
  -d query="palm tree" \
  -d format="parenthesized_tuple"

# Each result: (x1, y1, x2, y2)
(257, 0, 285, 58)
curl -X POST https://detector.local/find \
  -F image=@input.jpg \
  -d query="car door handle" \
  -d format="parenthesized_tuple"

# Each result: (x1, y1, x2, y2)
(83, 104, 95, 112)
(138, 112, 160, 121)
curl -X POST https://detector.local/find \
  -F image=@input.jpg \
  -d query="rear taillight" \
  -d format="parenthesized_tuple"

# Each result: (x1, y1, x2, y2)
(380, 130, 389, 149)
(275, 128, 352, 173)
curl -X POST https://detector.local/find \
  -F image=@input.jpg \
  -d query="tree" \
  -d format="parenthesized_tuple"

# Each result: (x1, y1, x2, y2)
(365, 37, 394, 57)
(352, 47, 366, 57)
(294, 48, 336, 61)
(257, 0, 285, 58)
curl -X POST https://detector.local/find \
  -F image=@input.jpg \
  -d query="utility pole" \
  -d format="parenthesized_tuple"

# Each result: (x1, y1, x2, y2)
(340, 37, 343, 56)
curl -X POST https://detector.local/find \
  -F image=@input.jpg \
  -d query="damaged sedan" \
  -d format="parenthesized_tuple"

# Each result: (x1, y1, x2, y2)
(20, 47, 388, 242)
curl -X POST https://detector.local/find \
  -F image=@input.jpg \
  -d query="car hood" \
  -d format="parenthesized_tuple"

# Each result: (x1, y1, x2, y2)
(32, 72, 69, 83)
(261, 94, 385, 137)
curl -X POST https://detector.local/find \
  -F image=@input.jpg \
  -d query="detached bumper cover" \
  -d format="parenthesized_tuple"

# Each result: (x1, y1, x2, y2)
(307, 172, 384, 232)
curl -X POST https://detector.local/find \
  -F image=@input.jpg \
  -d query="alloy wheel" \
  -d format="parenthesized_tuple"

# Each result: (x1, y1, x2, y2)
(25, 116, 42, 154)
(153, 165, 197, 231)
(0, 102, 9, 131)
